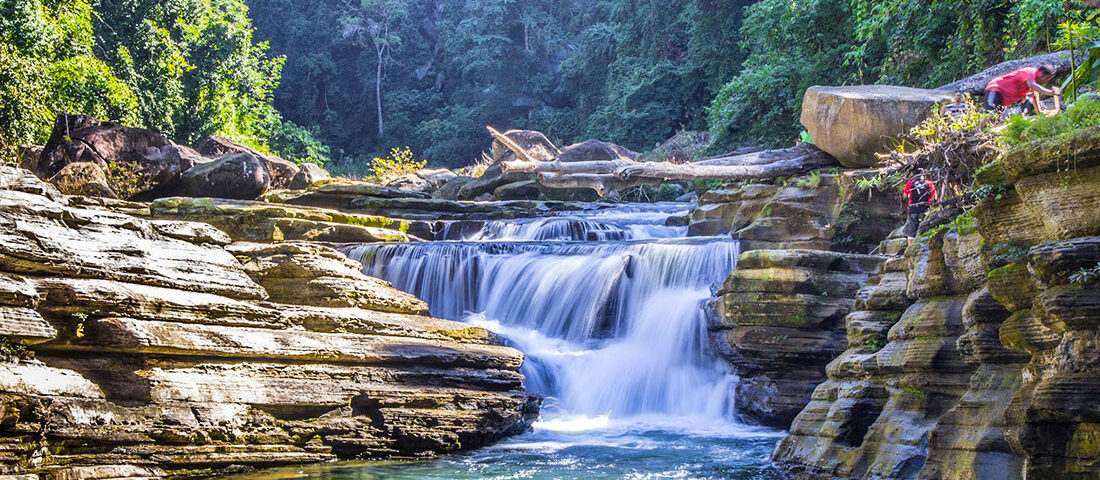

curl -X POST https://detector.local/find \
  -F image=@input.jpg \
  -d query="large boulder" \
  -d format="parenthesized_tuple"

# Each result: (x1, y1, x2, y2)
(38, 114, 202, 198)
(492, 129, 559, 163)
(557, 139, 640, 163)
(197, 135, 300, 189)
(289, 162, 331, 190)
(801, 86, 953, 168)
(48, 162, 116, 198)
(175, 152, 270, 199)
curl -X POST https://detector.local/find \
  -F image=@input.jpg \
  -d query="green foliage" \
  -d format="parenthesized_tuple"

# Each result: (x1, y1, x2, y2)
(990, 241, 1034, 264)
(1069, 263, 1100, 284)
(1002, 97, 1100, 147)
(247, 0, 752, 167)
(267, 120, 330, 166)
(1055, 10, 1100, 101)
(0, 0, 325, 166)
(863, 334, 885, 351)
(708, 0, 861, 150)
(0, 336, 32, 362)
(708, 0, 1078, 150)
(0, 0, 138, 154)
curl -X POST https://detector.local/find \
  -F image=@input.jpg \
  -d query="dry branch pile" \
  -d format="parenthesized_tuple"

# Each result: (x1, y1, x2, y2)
(872, 104, 1002, 208)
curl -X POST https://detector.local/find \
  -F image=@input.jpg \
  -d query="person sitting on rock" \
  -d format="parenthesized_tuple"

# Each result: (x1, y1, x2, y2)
(903, 172, 937, 238)
(983, 64, 1060, 114)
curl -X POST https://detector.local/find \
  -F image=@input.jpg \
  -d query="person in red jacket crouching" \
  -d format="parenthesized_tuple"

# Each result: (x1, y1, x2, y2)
(984, 64, 1060, 115)
(903, 172, 938, 238)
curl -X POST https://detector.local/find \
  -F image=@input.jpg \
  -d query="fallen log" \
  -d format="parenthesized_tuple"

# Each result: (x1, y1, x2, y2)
(489, 126, 839, 196)
(616, 148, 837, 182)
(537, 172, 658, 197)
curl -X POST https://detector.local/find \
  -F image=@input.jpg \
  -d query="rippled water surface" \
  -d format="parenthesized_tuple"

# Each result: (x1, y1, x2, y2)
(228, 419, 784, 480)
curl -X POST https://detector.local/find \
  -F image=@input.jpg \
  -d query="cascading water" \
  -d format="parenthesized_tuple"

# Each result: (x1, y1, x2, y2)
(270, 203, 785, 479)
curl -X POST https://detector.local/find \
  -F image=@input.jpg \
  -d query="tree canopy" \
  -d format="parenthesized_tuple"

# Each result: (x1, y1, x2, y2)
(0, 0, 1088, 172)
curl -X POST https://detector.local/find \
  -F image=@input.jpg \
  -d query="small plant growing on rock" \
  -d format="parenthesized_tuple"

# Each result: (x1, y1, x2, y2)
(1069, 263, 1100, 284)
(367, 146, 426, 184)
(0, 337, 33, 362)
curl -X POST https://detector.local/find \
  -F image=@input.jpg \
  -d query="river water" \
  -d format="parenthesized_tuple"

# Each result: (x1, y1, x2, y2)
(241, 203, 784, 479)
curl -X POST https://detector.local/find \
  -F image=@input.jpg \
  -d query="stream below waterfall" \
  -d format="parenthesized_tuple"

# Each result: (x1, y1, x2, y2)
(235, 203, 784, 479)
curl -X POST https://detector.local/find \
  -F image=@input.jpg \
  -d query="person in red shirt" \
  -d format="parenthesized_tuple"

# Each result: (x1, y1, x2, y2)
(984, 64, 1060, 113)
(902, 172, 938, 237)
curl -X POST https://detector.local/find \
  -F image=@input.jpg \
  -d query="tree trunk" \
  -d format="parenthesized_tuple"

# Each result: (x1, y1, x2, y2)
(375, 43, 385, 136)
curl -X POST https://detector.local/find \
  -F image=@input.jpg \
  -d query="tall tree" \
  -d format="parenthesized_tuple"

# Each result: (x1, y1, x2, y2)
(340, 0, 408, 136)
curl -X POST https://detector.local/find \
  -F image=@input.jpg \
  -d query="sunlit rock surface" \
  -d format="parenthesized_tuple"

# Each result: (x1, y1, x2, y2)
(0, 164, 538, 478)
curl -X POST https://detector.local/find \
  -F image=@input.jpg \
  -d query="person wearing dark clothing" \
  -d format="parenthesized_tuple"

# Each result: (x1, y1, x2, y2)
(903, 174, 938, 237)
(984, 64, 1060, 113)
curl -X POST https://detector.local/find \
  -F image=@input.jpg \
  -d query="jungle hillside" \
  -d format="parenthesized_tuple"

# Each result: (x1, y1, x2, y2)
(1, 0, 1093, 173)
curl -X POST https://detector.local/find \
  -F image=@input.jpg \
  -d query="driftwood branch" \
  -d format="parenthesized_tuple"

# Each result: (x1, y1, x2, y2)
(487, 126, 537, 163)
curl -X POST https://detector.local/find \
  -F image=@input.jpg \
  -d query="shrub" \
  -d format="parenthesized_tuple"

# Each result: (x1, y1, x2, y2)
(367, 146, 426, 184)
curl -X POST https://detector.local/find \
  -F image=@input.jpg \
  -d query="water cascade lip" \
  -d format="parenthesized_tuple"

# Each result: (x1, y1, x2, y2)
(344, 203, 743, 424)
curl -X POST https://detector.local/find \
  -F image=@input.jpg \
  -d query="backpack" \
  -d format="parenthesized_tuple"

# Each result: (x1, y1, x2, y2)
(909, 179, 932, 204)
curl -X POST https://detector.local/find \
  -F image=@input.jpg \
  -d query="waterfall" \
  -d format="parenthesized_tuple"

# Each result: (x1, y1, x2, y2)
(343, 204, 740, 421)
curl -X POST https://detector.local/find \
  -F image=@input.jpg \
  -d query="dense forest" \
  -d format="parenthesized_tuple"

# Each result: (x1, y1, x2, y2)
(0, 0, 1092, 173)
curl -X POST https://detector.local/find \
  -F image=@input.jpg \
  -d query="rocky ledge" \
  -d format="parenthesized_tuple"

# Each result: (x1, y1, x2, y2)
(772, 127, 1100, 478)
(0, 164, 539, 479)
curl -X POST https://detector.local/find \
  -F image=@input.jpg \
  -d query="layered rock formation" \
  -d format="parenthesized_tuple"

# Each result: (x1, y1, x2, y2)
(710, 250, 885, 428)
(687, 170, 904, 253)
(772, 125, 1100, 478)
(0, 164, 538, 478)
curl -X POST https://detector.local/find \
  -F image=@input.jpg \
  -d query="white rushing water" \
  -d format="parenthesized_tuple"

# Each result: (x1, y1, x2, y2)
(344, 203, 741, 424)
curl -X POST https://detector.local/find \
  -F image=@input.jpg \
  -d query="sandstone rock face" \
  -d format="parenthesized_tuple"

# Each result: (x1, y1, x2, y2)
(773, 128, 1100, 479)
(689, 171, 904, 253)
(0, 164, 538, 478)
(175, 153, 271, 200)
(710, 249, 884, 428)
(149, 197, 412, 243)
(801, 86, 953, 168)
